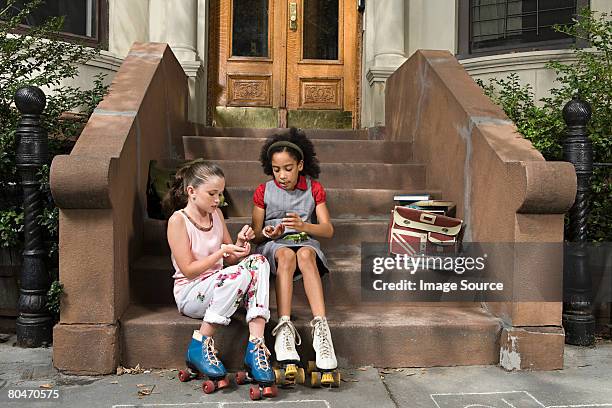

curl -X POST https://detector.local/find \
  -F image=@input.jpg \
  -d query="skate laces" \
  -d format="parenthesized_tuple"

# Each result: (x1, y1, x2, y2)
(203, 336, 221, 367)
(311, 317, 332, 359)
(250, 339, 271, 371)
(271, 319, 302, 350)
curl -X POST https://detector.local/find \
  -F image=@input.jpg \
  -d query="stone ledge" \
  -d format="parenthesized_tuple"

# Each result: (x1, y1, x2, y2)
(50, 156, 117, 209)
(53, 323, 119, 375)
(499, 326, 564, 371)
(460, 49, 579, 75)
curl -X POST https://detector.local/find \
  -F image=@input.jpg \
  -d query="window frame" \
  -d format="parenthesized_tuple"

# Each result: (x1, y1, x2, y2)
(457, 0, 589, 59)
(8, 0, 109, 50)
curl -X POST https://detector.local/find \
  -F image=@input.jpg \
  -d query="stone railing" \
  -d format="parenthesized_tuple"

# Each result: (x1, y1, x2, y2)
(50, 43, 188, 374)
(385, 50, 577, 370)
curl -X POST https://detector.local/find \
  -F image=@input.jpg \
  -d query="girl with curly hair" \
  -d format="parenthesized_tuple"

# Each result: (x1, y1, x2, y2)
(251, 128, 339, 386)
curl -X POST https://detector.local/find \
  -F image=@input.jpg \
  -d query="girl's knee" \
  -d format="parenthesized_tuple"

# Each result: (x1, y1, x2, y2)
(276, 248, 297, 267)
(246, 254, 268, 265)
(243, 255, 270, 279)
(296, 247, 316, 264)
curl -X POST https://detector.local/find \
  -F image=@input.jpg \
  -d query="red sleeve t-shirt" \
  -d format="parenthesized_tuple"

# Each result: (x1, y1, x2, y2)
(253, 178, 326, 209)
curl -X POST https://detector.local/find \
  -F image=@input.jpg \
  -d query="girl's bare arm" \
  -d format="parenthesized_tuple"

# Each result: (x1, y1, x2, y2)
(251, 206, 267, 244)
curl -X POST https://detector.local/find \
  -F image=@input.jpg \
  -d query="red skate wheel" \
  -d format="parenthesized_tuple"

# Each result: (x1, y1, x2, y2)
(235, 371, 248, 385)
(216, 377, 230, 390)
(202, 380, 216, 394)
(249, 385, 262, 400)
(263, 385, 278, 397)
(178, 370, 191, 382)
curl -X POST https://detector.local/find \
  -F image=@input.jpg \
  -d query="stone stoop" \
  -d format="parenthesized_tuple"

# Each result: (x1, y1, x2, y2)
(121, 127, 504, 370)
(121, 304, 502, 370)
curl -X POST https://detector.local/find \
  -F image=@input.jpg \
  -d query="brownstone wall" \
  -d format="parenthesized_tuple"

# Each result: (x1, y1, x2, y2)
(50, 43, 188, 374)
(385, 50, 576, 329)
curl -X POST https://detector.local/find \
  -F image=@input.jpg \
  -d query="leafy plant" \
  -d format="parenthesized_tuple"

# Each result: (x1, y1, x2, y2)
(46, 279, 63, 316)
(0, 207, 23, 248)
(0, 0, 108, 254)
(477, 9, 611, 242)
(0, 0, 109, 319)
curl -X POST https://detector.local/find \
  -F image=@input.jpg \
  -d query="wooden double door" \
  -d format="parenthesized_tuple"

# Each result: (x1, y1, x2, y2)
(208, 0, 360, 128)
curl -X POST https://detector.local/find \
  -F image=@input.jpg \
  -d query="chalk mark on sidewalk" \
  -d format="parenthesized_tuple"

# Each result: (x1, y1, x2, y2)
(112, 400, 331, 408)
(430, 391, 612, 408)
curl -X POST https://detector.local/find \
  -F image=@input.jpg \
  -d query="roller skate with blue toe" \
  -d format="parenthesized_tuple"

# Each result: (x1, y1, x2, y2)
(177, 331, 230, 394)
(272, 316, 305, 387)
(235, 338, 278, 400)
(307, 317, 341, 388)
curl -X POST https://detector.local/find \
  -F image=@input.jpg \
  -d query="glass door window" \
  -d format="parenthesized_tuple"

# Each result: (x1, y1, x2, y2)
(302, 0, 339, 60)
(231, 0, 269, 57)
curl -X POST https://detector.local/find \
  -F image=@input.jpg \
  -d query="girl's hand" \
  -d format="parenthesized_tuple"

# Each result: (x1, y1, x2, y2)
(263, 224, 285, 239)
(221, 243, 250, 258)
(236, 225, 255, 247)
(281, 212, 305, 231)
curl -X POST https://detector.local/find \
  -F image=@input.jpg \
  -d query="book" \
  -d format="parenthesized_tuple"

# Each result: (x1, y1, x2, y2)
(407, 200, 456, 217)
(393, 194, 431, 206)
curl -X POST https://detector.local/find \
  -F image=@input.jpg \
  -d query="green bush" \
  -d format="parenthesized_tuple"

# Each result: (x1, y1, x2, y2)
(477, 9, 612, 242)
(46, 279, 63, 318)
(0, 0, 108, 254)
(0, 0, 109, 315)
(0, 207, 23, 248)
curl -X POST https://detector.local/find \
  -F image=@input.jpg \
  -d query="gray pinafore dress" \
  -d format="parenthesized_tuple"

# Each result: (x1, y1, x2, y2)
(255, 177, 329, 279)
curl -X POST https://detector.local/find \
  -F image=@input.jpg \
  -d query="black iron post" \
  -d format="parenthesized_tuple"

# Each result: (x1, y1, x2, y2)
(561, 95, 595, 346)
(14, 86, 53, 347)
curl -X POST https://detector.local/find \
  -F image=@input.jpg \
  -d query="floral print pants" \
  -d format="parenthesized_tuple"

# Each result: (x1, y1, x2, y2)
(177, 254, 270, 325)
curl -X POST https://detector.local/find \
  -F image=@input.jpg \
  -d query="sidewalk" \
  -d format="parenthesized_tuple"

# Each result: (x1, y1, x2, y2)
(0, 334, 611, 408)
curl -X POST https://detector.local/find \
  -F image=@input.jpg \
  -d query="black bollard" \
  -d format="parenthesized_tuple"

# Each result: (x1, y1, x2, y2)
(14, 86, 53, 347)
(561, 95, 595, 346)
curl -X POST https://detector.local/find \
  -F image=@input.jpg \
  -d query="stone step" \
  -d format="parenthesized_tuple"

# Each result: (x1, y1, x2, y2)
(142, 217, 390, 255)
(120, 303, 502, 369)
(223, 187, 438, 218)
(186, 126, 384, 140)
(130, 254, 479, 308)
(191, 160, 426, 190)
(183, 137, 413, 164)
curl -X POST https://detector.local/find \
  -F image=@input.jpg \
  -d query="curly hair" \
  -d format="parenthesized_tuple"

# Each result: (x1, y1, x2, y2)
(259, 127, 321, 179)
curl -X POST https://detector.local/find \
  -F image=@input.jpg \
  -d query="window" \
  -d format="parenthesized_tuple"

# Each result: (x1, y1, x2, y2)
(458, 0, 589, 57)
(231, 0, 269, 57)
(1, 0, 108, 48)
(303, 0, 339, 61)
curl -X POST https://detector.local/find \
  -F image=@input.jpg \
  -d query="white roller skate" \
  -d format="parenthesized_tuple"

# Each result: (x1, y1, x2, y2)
(271, 316, 305, 387)
(307, 316, 340, 387)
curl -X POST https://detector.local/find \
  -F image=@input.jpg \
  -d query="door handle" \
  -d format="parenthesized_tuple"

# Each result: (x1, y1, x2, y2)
(289, 2, 297, 31)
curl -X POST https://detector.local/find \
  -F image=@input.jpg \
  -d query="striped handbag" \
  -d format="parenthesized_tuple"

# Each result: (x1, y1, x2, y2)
(388, 206, 464, 256)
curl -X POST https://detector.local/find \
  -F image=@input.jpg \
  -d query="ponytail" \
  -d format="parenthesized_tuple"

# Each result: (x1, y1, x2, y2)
(161, 159, 225, 217)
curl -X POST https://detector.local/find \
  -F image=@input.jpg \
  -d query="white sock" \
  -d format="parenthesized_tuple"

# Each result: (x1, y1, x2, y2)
(192, 330, 203, 341)
(249, 334, 263, 342)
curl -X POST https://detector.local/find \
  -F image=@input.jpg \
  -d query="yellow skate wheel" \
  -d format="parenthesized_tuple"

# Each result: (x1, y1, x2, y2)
(321, 372, 335, 386)
(274, 368, 285, 384)
(310, 371, 321, 388)
(333, 371, 341, 388)
(306, 361, 317, 374)
(285, 364, 297, 380)
(296, 367, 306, 384)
